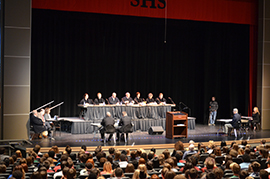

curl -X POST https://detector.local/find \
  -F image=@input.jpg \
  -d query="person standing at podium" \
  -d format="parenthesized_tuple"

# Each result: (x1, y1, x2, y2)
(94, 92, 105, 105)
(209, 96, 218, 126)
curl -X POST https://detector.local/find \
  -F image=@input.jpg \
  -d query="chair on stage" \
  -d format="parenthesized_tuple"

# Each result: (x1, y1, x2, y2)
(104, 125, 116, 144)
(121, 123, 133, 143)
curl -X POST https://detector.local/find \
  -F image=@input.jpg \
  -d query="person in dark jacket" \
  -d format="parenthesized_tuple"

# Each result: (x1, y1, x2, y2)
(100, 112, 115, 141)
(251, 107, 260, 131)
(116, 111, 132, 141)
(30, 110, 47, 138)
(224, 108, 241, 136)
(209, 96, 218, 126)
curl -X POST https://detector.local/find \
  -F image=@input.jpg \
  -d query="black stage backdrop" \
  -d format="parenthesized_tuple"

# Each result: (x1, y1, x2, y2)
(31, 9, 250, 124)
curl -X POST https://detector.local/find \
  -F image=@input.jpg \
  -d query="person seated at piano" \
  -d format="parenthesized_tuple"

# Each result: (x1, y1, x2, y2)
(80, 93, 93, 105)
(251, 107, 261, 131)
(134, 92, 144, 104)
(38, 109, 54, 140)
(94, 92, 105, 105)
(108, 92, 120, 104)
(30, 110, 47, 139)
(156, 93, 166, 105)
(100, 112, 115, 141)
(146, 93, 155, 104)
(122, 92, 134, 104)
(224, 108, 241, 136)
(116, 111, 132, 142)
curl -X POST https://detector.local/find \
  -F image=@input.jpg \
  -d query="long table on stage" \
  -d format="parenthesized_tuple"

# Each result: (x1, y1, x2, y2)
(78, 104, 175, 121)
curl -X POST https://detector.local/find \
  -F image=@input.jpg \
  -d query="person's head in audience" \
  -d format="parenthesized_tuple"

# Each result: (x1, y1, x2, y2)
(51, 146, 59, 154)
(158, 154, 165, 166)
(3, 157, 10, 167)
(141, 152, 148, 161)
(0, 164, 6, 173)
(204, 157, 215, 168)
(99, 157, 107, 167)
(85, 162, 93, 174)
(132, 159, 138, 169)
(174, 141, 184, 151)
(161, 167, 169, 179)
(16, 150, 23, 159)
(67, 159, 74, 168)
(60, 161, 68, 171)
(173, 175, 186, 179)
(209, 154, 215, 159)
(245, 148, 251, 155)
(239, 170, 249, 179)
(79, 154, 88, 164)
(133, 169, 140, 179)
(139, 158, 146, 165)
(186, 156, 197, 168)
(188, 144, 195, 152)
(250, 152, 256, 159)
(213, 168, 223, 179)
(146, 161, 153, 171)
(48, 150, 55, 159)
(225, 160, 233, 170)
(242, 154, 250, 163)
(106, 155, 113, 164)
(9, 157, 14, 165)
(222, 146, 228, 154)
(138, 164, 148, 174)
(90, 168, 100, 178)
(26, 156, 33, 167)
(121, 149, 127, 156)
(260, 148, 269, 158)
(114, 150, 121, 161)
(186, 168, 198, 179)
(114, 167, 123, 178)
(0, 148, 6, 155)
(183, 162, 193, 174)
(137, 149, 142, 157)
(88, 173, 97, 179)
(60, 154, 69, 162)
(81, 145, 87, 152)
(251, 161, 261, 173)
(94, 146, 102, 156)
(230, 162, 240, 177)
(108, 147, 115, 156)
(260, 169, 269, 179)
(163, 163, 171, 171)
(12, 154, 17, 163)
(238, 148, 244, 155)
(65, 146, 72, 156)
(96, 152, 104, 162)
(43, 160, 51, 170)
(206, 172, 215, 179)
(67, 168, 76, 179)
(131, 151, 137, 160)
(171, 157, 178, 168)
(164, 171, 176, 179)
(125, 163, 135, 173)
(21, 163, 28, 173)
(206, 160, 214, 171)
(126, 149, 130, 156)
(62, 167, 69, 179)
(261, 139, 266, 145)
(230, 142, 236, 148)
(175, 151, 183, 161)
(13, 165, 25, 177)
(150, 174, 159, 179)
(12, 170, 23, 179)
(214, 147, 221, 156)
(30, 171, 42, 179)
(220, 141, 227, 148)
(232, 144, 239, 152)
(148, 151, 154, 160)
(119, 154, 127, 162)
(150, 148, 156, 154)
(229, 149, 238, 158)
(163, 150, 170, 160)
(97, 176, 105, 179)
(241, 140, 248, 146)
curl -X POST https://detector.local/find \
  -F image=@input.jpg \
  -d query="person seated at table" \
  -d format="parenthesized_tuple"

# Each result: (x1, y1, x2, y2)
(122, 92, 134, 104)
(224, 108, 241, 136)
(146, 93, 155, 104)
(80, 93, 93, 105)
(156, 93, 166, 105)
(108, 92, 120, 104)
(100, 112, 115, 141)
(44, 107, 52, 120)
(116, 111, 132, 141)
(251, 107, 261, 131)
(38, 109, 54, 140)
(134, 92, 144, 104)
(30, 110, 47, 139)
(94, 92, 105, 105)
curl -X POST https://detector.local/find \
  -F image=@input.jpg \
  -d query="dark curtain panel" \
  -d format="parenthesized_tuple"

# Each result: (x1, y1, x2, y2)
(31, 10, 250, 123)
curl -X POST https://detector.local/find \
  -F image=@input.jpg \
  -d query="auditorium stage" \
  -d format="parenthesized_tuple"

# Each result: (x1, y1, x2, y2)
(27, 124, 270, 148)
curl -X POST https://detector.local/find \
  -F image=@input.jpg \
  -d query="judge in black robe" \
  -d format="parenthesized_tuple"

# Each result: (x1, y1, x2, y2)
(94, 92, 105, 105)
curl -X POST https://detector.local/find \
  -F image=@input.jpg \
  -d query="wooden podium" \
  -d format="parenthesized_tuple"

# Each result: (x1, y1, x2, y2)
(166, 111, 188, 139)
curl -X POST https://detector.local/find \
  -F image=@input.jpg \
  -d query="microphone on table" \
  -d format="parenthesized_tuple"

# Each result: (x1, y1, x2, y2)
(168, 97, 175, 105)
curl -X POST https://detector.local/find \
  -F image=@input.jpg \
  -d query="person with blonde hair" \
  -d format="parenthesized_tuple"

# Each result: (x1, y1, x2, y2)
(100, 161, 113, 175)
(251, 107, 261, 131)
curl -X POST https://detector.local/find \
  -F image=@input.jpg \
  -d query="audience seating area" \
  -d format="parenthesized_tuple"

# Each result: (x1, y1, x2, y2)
(0, 139, 270, 179)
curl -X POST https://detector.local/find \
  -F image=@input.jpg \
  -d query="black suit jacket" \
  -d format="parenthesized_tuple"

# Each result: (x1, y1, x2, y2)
(101, 116, 115, 133)
(119, 116, 132, 132)
(108, 97, 120, 104)
(30, 114, 46, 133)
(230, 113, 241, 128)
(122, 96, 133, 103)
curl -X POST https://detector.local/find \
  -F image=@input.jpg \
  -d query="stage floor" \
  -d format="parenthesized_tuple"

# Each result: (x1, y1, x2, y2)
(27, 124, 270, 148)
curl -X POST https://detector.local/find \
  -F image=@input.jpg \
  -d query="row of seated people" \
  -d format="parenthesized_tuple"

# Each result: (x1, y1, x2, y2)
(1, 139, 270, 179)
(80, 92, 172, 105)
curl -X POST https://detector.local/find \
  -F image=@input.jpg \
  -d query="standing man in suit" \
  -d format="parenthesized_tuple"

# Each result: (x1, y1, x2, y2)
(100, 112, 115, 141)
(224, 108, 241, 136)
(209, 96, 218, 126)
(108, 92, 120, 104)
(116, 111, 132, 141)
